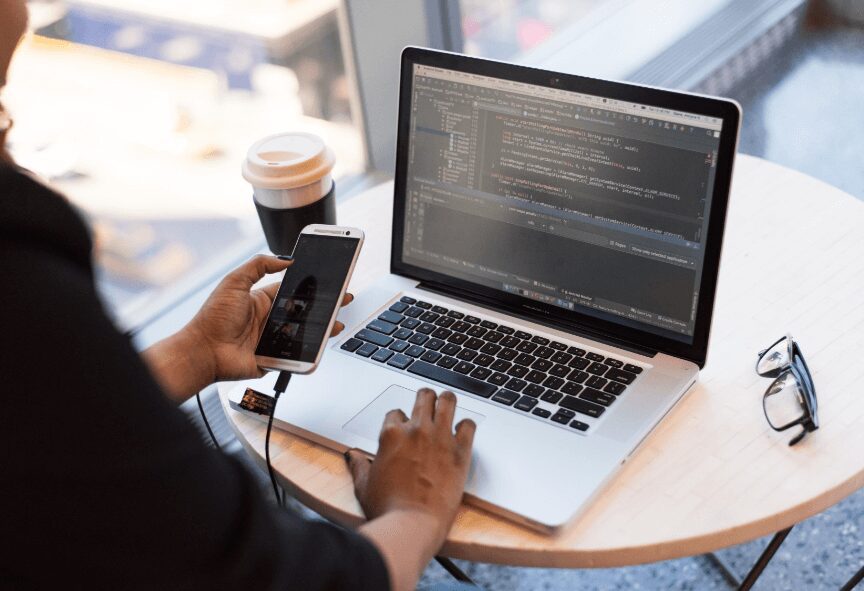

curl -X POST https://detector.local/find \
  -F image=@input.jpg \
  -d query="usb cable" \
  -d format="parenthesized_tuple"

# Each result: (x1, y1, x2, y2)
(267, 371, 293, 508)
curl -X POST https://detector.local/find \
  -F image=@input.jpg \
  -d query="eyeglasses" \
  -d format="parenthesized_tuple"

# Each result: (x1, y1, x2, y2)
(756, 334, 818, 446)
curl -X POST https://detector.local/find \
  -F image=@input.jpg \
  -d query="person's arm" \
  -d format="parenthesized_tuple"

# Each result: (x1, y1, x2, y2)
(347, 389, 477, 591)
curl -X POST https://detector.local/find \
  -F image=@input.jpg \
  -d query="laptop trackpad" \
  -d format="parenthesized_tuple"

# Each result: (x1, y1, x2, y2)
(343, 385, 486, 442)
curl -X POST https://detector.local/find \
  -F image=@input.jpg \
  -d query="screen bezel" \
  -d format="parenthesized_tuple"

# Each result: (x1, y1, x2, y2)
(256, 225, 363, 374)
(391, 47, 740, 367)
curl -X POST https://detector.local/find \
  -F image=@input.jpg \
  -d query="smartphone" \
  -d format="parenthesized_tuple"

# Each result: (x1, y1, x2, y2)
(255, 224, 364, 374)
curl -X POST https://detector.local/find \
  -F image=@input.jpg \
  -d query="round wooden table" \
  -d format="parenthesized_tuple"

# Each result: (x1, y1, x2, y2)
(219, 154, 864, 569)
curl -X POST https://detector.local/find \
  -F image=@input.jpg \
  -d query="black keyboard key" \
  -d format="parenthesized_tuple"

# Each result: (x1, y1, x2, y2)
(401, 318, 421, 330)
(500, 336, 520, 349)
(454, 361, 475, 375)
(356, 343, 378, 357)
(421, 350, 443, 364)
(480, 320, 498, 330)
(341, 338, 363, 352)
(438, 356, 457, 369)
(425, 338, 445, 351)
(389, 301, 409, 313)
(416, 323, 436, 335)
(514, 396, 538, 412)
(587, 362, 608, 376)
(569, 357, 590, 370)
(514, 353, 536, 367)
(504, 378, 527, 392)
(368, 319, 398, 335)
(464, 337, 484, 350)
(399, 295, 416, 305)
(474, 354, 495, 367)
(416, 301, 432, 309)
(580, 388, 615, 407)
(568, 347, 586, 357)
(586, 352, 604, 362)
(407, 360, 496, 397)
(561, 382, 583, 396)
(551, 351, 572, 365)
(447, 310, 465, 319)
(448, 333, 468, 345)
(356, 328, 394, 348)
(456, 348, 478, 362)
(516, 341, 538, 354)
(404, 306, 423, 318)
(550, 341, 568, 351)
(490, 359, 511, 372)
(492, 389, 520, 406)
(488, 372, 509, 386)
(441, 343, 460, 356)
(470, 367, 492, 380)
(606, 368, 639, 384)
(551, 410, 574, 425)
(435, 316, 455, 328)
(408, 333, 429, 346)
(393, 327, 413, 340)
(431, 327, 453, 340)
(570, 420, 589, 432)
(507, 365, 528, 378)
(432, 305, 448, 314)
(464, 315, 481, 324)
(534, 346, 554, 359)
(389, 340, 410, 353)
(549, 364, 570, 378)
(604, 358, 624, 368)
(541, 390, 563, 404)
(451, 321, 471, 333)
(532, 407, 552, 418)
(419, 311, 440, 323)
(484, 331, 504, 344)
(405, 345, 425, 358)
(497, 325, 515, 335)
(560, 396, 605, 418)
(466, 326, 487, 338)
(388, 353, 414, 370)
(567, 369, 589, 384)
(531, 336, 550, 346)
(586, 375, 607, 389)
(543, 376, 565, 390)
(525, 370, 546, 384)
(480, 343, 501, 355)
(623, 364, 643, 374)
(531, 359, 553, 372)
(523, 384, 545, 398)
(604, 381, 626, 395)
(378, 310, 405, 325)
(515, 330, 532, 340)
(498, 349, 518, 361)
(372, 348, 394, 363)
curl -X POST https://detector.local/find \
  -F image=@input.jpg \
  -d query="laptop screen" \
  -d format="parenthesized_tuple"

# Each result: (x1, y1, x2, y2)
(399, 63, 725, 344)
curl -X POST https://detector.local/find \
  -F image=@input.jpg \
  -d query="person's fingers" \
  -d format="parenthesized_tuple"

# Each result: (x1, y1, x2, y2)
(261, 281, 281, 301)
(341, 293, 354, 307)
(330, 321, 345, 337)
(382, 408, 408, 430)
(454, 419, 477, 463)
(435, 391, 457, 432)
(231, 255, 291, 289)
(345, 449, 371, 498)
(411, 388, 436, 425)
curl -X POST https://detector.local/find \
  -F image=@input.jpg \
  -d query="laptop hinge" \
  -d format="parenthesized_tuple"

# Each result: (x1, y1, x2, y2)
(417, 281, 659, 359)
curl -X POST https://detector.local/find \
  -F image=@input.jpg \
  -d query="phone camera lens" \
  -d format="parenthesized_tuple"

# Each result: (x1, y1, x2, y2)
(346, 231, 350, 236)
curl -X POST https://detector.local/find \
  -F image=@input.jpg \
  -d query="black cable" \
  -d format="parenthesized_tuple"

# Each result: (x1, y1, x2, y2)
(196, 391, 222, 451)
(266, 371, 293, 508)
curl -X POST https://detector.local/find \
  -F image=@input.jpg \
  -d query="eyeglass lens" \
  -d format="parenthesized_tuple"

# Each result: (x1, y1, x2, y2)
(763, 371, 807, 430)
(757, 336, 791, 375)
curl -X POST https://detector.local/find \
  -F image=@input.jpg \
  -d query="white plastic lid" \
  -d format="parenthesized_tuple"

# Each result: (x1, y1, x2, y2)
(241, 132, 335, 190)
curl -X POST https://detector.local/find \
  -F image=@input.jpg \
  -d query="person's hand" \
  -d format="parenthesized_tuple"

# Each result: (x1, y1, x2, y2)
(186, 255, 352, 383)
(346, 389, 477, 549)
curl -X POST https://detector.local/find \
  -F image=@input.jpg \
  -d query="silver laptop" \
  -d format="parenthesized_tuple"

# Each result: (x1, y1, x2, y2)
(230, 47, 740, 532)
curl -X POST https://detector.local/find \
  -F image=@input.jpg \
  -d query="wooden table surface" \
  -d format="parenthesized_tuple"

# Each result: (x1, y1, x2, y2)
(219, 154, 864, 568)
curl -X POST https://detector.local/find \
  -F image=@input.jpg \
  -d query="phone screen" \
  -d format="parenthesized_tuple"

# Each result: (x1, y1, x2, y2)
(256, 233, 360, 363)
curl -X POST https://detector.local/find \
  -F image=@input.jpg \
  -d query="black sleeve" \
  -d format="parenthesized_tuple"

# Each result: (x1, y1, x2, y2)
(0, 182, 390, 590)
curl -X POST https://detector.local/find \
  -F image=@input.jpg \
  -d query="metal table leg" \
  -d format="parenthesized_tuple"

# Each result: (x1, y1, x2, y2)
(436, 556, 477, 586)
(840, 563, 864, 591)
(704, 526, 794, 590)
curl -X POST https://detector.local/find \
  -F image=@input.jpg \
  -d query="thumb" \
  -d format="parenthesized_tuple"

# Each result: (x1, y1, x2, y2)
(345, 449, 371, 497)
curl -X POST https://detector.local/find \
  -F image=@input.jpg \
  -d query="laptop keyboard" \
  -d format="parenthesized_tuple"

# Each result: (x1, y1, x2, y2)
(340, 296, 644, 434)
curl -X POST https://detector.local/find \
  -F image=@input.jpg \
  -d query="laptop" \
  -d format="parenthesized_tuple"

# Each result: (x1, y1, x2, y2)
(230, 47, 740, 532)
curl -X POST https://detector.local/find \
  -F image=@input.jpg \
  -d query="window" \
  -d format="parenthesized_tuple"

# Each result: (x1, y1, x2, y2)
(5, 0, 363, 329)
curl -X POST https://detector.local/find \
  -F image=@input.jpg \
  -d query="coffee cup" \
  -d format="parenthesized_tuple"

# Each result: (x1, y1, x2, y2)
(242, 132, 337, 255)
